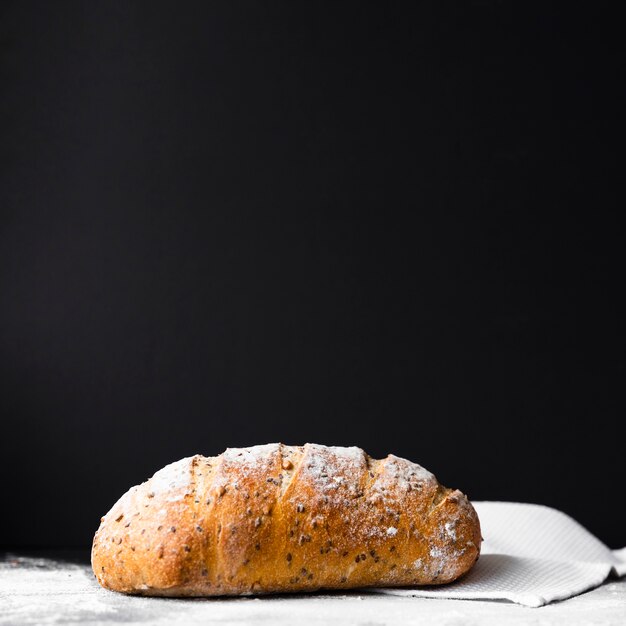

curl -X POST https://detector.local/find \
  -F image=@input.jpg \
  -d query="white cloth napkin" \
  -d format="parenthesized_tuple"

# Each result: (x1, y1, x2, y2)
(372, 501, 626, 607)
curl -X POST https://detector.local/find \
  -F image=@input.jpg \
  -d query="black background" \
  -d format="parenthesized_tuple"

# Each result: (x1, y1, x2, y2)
(1, 2, 624, 550)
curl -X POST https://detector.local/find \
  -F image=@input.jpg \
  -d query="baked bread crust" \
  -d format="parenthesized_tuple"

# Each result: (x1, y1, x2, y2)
(91, 443, 481, 596)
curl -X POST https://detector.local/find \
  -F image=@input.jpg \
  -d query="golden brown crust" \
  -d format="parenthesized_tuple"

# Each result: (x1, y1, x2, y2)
(91, 443, 481, 596)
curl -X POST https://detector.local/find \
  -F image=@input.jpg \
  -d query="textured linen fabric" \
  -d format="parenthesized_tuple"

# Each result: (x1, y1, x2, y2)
(372, 501, 626, 607)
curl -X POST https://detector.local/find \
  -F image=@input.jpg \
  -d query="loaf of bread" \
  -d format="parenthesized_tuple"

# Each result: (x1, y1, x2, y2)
(92, 443, 481, 596)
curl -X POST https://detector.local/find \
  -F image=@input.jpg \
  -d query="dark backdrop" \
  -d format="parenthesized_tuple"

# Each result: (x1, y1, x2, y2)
(1, 2, 624, 550)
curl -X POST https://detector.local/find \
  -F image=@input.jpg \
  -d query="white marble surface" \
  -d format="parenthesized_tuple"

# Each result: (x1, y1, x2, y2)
(2, 553, 625, 626)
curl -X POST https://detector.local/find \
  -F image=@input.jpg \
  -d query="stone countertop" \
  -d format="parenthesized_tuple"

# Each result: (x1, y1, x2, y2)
(2, 552, 625, 626)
